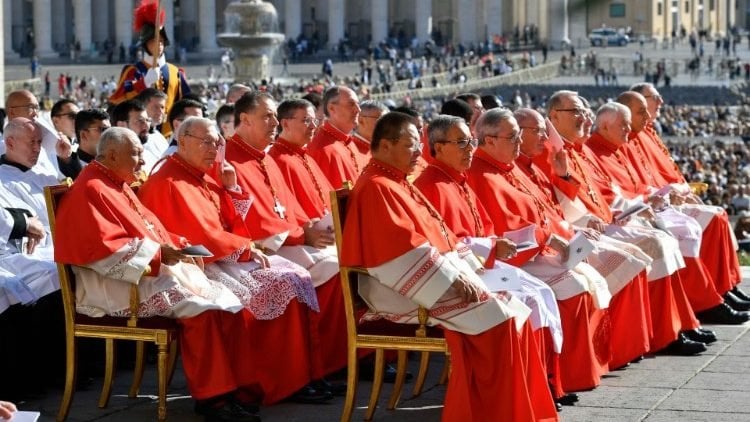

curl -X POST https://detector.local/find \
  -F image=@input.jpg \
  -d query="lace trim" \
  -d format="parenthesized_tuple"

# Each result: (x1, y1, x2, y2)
(104, 239, 140, 279)
(232, 197, 253, 220)
(219, 245, 246, 264)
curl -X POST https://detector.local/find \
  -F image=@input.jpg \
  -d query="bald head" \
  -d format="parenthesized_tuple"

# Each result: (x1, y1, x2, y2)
(5, 90, 40, 120)
(96, 127, 144, 184)
(616, 91, 650, 132)
(515, 108, 549, 157)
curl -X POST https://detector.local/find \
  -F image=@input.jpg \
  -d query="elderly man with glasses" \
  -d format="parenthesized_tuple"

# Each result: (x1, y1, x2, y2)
(466, 108, 622, 394)
(139, 115, 335, 408)
(414, 114, 567, 407)
(341, 111, 556, 421)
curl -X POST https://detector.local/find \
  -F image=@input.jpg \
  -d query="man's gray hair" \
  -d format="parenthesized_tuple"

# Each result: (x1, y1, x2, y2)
(629, 82, 654, 94)
(427, 114, 465, 157)
(475, 108, 514, 144)
(3, 117, 38, 140)
(595, 102, 630, 130)
(178, 116, 216, 141)
(96, 127, 136, 158)
(359, 100, 389, 115)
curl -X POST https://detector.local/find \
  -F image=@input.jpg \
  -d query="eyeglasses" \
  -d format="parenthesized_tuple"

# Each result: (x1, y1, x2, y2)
(555, 108, 585, 117)
(492, 130, 523, 143)
(437, 138, 479, 149)
(9, 104, 40, 112)
(184, 133, 221, 148)
(519, 126, 547, 137)
(54, 112, 78, 120)
(290, 117, 319, 126)
(643, 94, 663, 101)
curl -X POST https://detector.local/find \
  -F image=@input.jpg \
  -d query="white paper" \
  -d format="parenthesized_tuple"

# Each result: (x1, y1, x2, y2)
(613, 203, 649, 222)
(502, 225, 538, 252)
(565, 231, 595, 270)
(312, 213, 334, 232)
(4, 411, 41, 422)
(479, 267, 522, 292)
(652, 184, 672, 198)
(465, 237, 495, 261)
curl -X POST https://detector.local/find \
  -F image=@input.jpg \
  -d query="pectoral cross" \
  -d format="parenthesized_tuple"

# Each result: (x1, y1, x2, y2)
(273, 199, 286, 219)
(144, 220, 155, 234)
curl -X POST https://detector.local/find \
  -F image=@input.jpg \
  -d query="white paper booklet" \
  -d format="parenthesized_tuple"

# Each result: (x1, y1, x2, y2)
(502, 224, 538, 252)
(565, 231, 595, 270)
(479, 267, 522, 292)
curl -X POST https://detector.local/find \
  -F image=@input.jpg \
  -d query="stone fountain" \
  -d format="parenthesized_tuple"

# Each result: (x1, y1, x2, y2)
(217, 0, 285, 82)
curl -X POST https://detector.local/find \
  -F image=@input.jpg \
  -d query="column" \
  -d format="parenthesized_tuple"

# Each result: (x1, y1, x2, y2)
(163, 0, 175, 59)
(3, 0, 17, 58)
(547, 0, 569, 47)
(284, 0, 301, 39)
(115, 0, 132, 53)
(328, 0, 345, 48)
(198, 0, 219, 53)
(73, 0, 92, 55)
(33, 0, 56, 57)
(457, 0, 477, 43)
(370, 0, 388, 44)
(415, 0, 432, 43)
(484, 0, 502, 40)
(91, 0, 109, 45)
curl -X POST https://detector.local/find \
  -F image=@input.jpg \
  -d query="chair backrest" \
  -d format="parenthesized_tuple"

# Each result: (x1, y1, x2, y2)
(45, 182, 143, 328)
(330, 182, 369, 342)
(44, 183, 77, 336)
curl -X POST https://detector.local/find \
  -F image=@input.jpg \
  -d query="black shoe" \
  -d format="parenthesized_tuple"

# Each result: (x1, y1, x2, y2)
(660, 334, 707, 356)
(313, 379, 347, 397)
(555, 393, 579, 406)
(723, 291, 750, 311)
(731, 286, 750, 302)
(203, 401, 261, 422)
(359, 363, 413, 384)
(698, 303, 750, 325)
(683, 328, 717, 344)
(630, 355, 644, 363)
(288, 384, 333, 404)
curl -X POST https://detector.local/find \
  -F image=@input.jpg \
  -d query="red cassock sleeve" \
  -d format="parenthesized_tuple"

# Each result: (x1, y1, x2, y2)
(138, 174, 252, 264)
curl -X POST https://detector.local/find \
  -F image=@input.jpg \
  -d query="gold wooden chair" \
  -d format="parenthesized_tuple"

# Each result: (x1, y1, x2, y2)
(689, 182, 709, 196)
(45, 184, 179, 422)
(330, 185, 449, 422)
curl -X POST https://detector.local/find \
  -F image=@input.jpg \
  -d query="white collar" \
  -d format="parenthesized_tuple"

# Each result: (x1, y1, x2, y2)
(142, 52, 166, 68)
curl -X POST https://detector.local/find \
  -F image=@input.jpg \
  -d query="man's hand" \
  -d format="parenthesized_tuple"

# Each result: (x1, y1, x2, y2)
(25, 215, 46, 254)
(549, 234, 570, 262)
(580, 226, 602, 241)
(220, 160, 238, 190)
(685, 192, 703, 204)
(669, 191, 686, 206)
(637, 207, 656, 222)
(452, 274, 484, 303)
(0, 400, 16, 419)
(551, 149, 570, 178)
(495, 238, 517, 260)
(160, 244, 187, 265)
(648, 195, 666, 210)
(303, 220, 335, 248)
(587, 218, 605, 233)
(55, 132, 73, 160)
(250, 248, 270, 269)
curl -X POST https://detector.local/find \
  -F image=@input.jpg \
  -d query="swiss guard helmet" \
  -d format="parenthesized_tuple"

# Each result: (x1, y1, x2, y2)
(133, 0, 170, 56)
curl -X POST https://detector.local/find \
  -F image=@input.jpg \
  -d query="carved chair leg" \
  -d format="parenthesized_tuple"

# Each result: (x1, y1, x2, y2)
(98, 338, 116, 408)
(364, 348, 385, 421)
(129, 340, 146, 398)
(438, 352, 450, 385)
(167, 340, 179, 387)
(412, 351, 431, 397)
(387, 350, 408, 409)
(56, 335, 77, 421)
(340, 345, 359, 422)
(157, 342, 169, 422)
